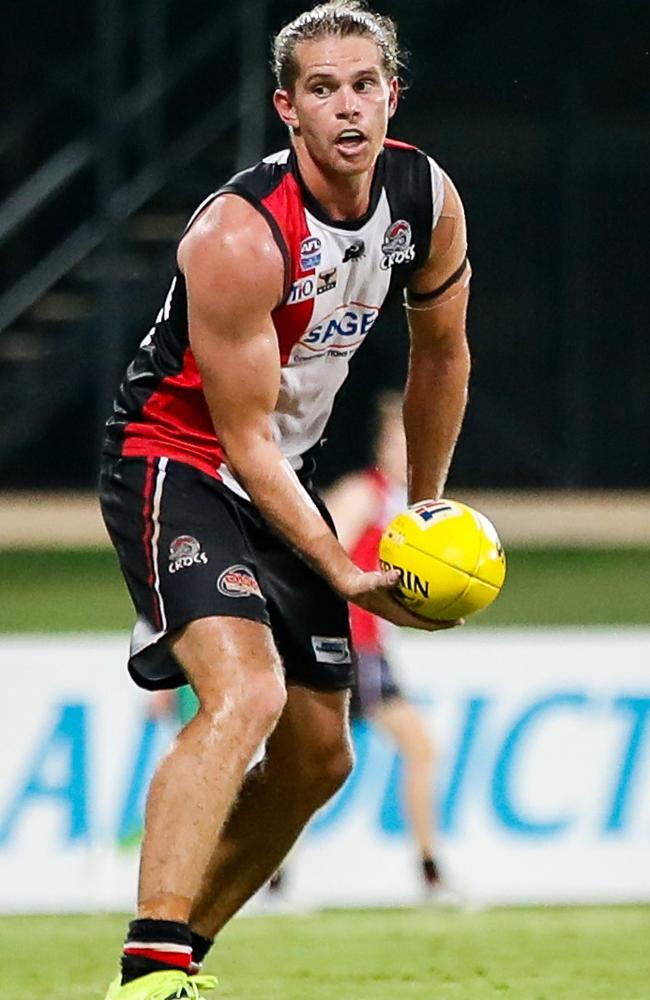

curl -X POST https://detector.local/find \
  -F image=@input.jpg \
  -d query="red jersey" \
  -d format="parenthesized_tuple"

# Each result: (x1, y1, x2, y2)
(349, 469, 406, 653)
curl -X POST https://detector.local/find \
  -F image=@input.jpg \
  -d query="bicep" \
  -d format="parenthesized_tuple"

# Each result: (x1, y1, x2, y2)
(189, 289, 281, 441)
(408, 173, 469, 300)
(180, 196, 285, 443)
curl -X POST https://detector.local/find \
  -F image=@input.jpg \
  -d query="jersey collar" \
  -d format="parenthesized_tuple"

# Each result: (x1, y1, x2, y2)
(289, 148, 385, 232)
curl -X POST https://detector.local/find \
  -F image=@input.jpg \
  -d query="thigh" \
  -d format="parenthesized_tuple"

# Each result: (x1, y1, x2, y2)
(249, 491, 354, 693)
(171, 616, 285, 705)
(261, 545, 353, 692)
(99, 455, 271, 689)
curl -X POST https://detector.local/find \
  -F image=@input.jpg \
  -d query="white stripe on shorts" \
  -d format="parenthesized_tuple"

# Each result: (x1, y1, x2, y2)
(125, 941, 193, 954)
(151, 457, 168, 632)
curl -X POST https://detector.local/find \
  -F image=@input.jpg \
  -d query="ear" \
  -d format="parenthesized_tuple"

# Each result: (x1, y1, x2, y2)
(387, 77, 400, 120)
(273, 89, 300, 130)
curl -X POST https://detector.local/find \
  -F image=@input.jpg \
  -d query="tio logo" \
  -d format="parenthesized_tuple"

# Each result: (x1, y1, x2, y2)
(288, 276, 316, 304)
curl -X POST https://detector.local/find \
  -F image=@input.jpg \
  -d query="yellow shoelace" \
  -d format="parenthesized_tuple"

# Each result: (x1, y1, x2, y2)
(183, 975, 218, 998)
(147, 972, 218, 999)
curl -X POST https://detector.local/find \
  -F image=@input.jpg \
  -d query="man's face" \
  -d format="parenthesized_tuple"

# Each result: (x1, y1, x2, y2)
(275, 34, 399, 178)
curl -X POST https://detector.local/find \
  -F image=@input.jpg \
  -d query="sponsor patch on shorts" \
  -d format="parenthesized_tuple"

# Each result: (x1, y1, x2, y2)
(311, 635, 351, 664)
(217, 564, 263, 599)
(168, 534, 209, 573)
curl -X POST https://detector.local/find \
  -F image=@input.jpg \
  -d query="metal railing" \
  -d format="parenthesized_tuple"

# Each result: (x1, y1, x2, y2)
(0, 1, 268, 333)
(0, 0, 269, 475)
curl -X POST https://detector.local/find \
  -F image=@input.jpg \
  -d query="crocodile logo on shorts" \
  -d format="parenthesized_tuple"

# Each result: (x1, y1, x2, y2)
(168, 535, 208, 573)
(217, 564, 262, 598)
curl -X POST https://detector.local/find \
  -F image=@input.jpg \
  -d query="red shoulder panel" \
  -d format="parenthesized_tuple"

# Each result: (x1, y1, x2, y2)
(264, 172, 316, 363)
(384, 137, 418, 151)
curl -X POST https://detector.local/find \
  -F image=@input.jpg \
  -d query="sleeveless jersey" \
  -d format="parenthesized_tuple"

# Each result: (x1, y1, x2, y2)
(104, 141, 444, 495)
(349, 468, 406, 653)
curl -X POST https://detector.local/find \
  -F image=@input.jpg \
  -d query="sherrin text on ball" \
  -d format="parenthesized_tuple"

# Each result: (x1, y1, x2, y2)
(379, 499, 506, 621)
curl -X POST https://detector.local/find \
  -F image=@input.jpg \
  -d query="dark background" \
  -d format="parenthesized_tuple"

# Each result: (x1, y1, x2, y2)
(0, 0, 648, 491)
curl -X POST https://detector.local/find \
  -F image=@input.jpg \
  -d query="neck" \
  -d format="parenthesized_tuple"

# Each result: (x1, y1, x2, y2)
(293, 141, 375, 221)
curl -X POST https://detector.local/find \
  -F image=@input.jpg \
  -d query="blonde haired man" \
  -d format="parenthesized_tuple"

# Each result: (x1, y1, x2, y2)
(100, 3, 470, 996)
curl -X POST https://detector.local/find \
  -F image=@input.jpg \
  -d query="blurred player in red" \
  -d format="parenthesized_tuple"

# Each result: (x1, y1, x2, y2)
(326, 391, 442, 892)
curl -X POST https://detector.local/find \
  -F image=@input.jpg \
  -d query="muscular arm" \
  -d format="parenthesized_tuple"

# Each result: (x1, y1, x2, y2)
(179, 196, 442, 629)
(403, 172, 471, 502)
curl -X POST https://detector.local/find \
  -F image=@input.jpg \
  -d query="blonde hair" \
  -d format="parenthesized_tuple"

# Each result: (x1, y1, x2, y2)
(272, 1, 403, 91)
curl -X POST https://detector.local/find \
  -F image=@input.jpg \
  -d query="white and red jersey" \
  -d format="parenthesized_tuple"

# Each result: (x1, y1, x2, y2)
(105, 141, 444, 493)
(349, 468, 406, 653)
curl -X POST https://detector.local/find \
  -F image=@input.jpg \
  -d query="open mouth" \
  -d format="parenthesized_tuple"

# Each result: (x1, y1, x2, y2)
(335, 129, 368, 154)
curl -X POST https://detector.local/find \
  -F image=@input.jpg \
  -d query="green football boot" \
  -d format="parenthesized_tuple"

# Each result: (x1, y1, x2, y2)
(104, 970, 218, 999)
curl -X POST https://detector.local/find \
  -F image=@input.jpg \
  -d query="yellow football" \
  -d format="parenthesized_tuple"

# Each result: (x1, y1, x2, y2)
(379, 498, 506, 621)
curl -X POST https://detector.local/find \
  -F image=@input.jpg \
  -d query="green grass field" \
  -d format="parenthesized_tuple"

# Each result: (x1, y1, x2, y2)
(2, 552, 649, 997)
(0, 547, 649, 632)
(2, 907, 649, 999)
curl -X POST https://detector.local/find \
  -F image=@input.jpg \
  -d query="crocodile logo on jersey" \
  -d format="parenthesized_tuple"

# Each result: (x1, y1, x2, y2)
(380, 219, 415, 270)
(300, 236, 322, 270)
(291, 304, 380, 361)
(168, 535, 209, 573)
(342, 240, 366, 263)
(217, 564, 262, 599)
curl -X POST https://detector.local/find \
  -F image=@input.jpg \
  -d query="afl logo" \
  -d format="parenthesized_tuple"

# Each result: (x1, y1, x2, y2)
(168, 535, 208, 573)
(300, 236, 322, 270)
(381, 219, 415, 270)
(217, 564, 263, 599)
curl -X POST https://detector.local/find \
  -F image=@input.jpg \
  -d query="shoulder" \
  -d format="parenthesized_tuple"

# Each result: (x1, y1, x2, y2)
(178, 194, 281, 271)
(383, 137, 434, 184)
(224, 150, 292, 194)
(177, 193, 285, 311)
(384, 139, 460, 228)
(179, 151, 299, 300)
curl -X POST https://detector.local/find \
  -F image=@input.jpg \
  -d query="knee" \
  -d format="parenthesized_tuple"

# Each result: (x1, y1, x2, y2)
(202, 667, 286, 740)
(302, 739, 354, 808)
(246, 669, 287, 731)
(324, 742, 355, 798)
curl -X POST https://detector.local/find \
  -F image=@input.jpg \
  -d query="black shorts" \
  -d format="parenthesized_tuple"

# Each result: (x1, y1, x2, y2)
(350, 650, 402, 720)
(99, 455, 353, 693)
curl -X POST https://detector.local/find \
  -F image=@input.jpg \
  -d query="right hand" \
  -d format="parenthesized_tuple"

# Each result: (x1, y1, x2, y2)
(339, 568, 463, 633)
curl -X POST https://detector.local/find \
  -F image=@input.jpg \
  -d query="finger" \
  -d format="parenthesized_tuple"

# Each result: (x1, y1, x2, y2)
(405, 616, 462, 632)
(408, 612, 464, 630)
(354, 569, 399, 594)
(361, 569, 399, 591)
(386, 597, 464, 631)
